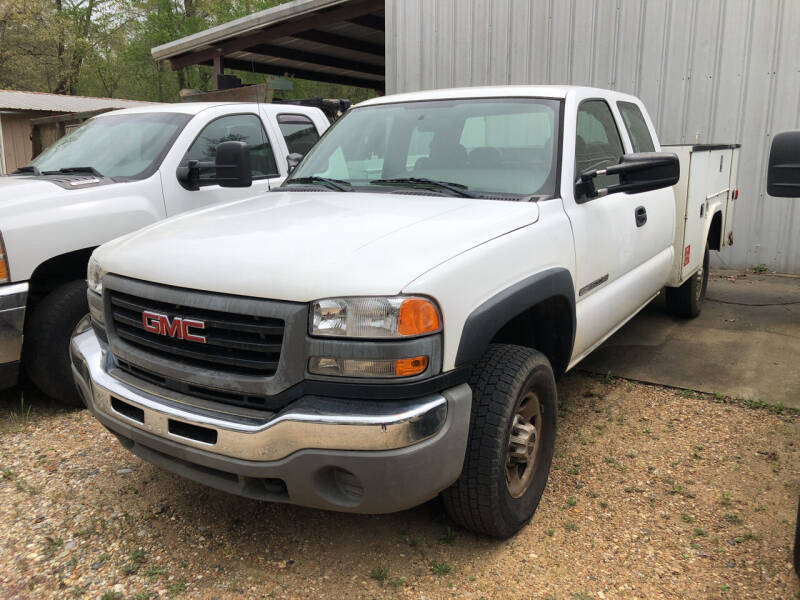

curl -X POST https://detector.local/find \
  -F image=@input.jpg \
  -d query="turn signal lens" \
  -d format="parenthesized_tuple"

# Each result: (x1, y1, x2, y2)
(308, 355, 429, 378)
(393, 355, 428, 377)
(0, 233, 8, 283)
(398, 298, 439, 336)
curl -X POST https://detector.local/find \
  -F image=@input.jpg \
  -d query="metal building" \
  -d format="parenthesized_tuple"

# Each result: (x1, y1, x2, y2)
(154, 0, 800, 273)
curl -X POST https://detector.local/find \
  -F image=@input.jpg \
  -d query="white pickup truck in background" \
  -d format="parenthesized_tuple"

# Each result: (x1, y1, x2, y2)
(0, 102, 329, 404)
(72, 85, 740, 537)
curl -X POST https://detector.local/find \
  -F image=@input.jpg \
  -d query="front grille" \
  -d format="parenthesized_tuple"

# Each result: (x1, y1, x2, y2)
(108, 290, 284, 377)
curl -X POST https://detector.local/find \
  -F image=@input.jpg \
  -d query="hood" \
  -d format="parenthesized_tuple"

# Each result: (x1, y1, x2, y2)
(96, 191, 539, 301)
(0, 176, 70, 210)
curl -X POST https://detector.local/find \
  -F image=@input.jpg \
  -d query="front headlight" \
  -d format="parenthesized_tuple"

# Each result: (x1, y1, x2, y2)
(87, 256, 105, 294)
(310, 296, 441, 338)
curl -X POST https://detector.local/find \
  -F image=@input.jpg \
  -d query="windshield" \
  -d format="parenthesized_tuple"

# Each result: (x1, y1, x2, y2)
(286, 98, 561, 197)
(28, 112, 191, 180)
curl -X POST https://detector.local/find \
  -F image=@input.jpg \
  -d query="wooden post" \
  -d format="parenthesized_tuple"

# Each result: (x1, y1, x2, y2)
(213, 53, 224, 89)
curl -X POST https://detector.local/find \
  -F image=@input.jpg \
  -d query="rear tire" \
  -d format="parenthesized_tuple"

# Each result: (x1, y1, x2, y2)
(665, 244, 709, 318)
(442, 344, 557, 538)
(23, 280, 89, 407)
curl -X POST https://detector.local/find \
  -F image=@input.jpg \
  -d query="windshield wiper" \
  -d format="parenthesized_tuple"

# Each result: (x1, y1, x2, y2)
(13, 165, 41, 176)
(369, 177, 479, 198)
(41, 166, 104, 177)
(284, 176, 353, 192)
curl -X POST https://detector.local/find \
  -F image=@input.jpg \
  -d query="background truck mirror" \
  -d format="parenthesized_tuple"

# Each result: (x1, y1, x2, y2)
(215, 141, 252, 188)
(287, 152, 304, 173)
(767, 130, 800, 198)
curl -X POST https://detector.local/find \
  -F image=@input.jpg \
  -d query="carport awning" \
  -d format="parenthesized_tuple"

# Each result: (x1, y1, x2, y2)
(151, 0, 385, 91)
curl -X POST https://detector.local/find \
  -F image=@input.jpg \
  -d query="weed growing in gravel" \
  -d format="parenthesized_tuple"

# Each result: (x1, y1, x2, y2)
(694, 527, 707, 537)
(438, 526, 455, 545)
(369, 566, 389, 582)
(387, 577, 405, 589)
(132, 591, 155, 600)
(144, 564, 165, 579)
(7, 395, 33, 432)
(42, 536, 63, 557)
(545, 528, 554, 536)
(168, 579, 187, 597)
(430, 562, 452, 577)
(566, 497, 577, 507)
(721, 491, 731, 505)
(725, 513, 743, 525)
(564, 521, 578, 532)
(570, 593, 593, 600)
(121, 548, 147, 575)
(681, 513, 695, 523)
(100, 591, 123, 600)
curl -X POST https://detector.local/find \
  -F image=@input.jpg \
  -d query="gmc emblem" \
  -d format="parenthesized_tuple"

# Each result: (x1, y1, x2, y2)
(142, 311, 206, 343)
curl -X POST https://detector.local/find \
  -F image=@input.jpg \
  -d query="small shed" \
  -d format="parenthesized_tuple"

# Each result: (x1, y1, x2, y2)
(0, 90, 152, 174)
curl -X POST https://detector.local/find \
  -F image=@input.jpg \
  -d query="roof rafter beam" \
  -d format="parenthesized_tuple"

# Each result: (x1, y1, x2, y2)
(246, 43, 384, 75)
(346, 14, 385, 32)
(221, 57, 384, 91)
(290, 29, 384, 58)
(168, 0, 383, 71)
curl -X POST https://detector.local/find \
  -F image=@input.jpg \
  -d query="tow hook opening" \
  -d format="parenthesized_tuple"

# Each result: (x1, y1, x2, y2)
(313, 466, 364, 507)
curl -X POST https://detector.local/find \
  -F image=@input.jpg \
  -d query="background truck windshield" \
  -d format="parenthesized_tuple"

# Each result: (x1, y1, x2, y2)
(289, 98, 561, 196)
(28, 112, 191, 180)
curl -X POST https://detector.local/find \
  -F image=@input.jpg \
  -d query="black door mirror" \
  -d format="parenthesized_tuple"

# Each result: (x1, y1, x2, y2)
(215, 141, 252, 188)
(176, 140, 252, 190)
(767, 130, 800, 197)
(287, 152, 304, 173)
(577, 152, 680, 199)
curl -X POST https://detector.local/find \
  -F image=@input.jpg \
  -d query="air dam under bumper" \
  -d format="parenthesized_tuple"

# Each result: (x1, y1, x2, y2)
(70, 329, 471, 513)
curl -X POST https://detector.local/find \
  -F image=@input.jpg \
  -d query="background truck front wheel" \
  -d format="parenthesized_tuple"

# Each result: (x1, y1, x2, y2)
(666, 243, 709, 318)
(442, 344, 557, 538)
(23, 279, 89, 407)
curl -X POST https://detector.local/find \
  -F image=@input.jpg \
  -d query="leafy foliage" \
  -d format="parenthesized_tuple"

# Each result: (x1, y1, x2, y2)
(0, 0, 377, 103)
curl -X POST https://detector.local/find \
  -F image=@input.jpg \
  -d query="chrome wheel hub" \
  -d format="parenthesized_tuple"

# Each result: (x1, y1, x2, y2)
(505, 390, 542, 498)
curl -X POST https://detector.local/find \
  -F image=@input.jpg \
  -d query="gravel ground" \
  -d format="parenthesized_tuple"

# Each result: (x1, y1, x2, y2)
(1, 373, 798, 600)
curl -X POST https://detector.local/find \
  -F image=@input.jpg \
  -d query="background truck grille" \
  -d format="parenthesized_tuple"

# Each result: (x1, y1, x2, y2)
(108, 290, 284, 376)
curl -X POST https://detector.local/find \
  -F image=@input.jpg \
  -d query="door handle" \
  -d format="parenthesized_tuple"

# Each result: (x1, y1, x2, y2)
(635, 206, 647, 227)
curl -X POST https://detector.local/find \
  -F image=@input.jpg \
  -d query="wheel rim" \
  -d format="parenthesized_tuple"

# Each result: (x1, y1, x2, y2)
(694, 265, 704, 302)
(505, 390, 543, 498)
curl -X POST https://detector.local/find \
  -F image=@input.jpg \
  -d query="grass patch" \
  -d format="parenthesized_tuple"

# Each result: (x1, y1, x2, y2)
(724, 513, 743, 525)
(430, 562, 452, 577)
(369, 566, 388, 582)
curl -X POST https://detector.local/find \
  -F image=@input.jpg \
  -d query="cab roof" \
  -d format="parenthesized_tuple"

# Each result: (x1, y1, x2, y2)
(94, 102, 323, 117)
(357, 85, 638, 107)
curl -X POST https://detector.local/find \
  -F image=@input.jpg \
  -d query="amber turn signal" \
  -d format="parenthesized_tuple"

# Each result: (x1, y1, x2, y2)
(397, 298, 440, 336)
(393, 355, 428, 377)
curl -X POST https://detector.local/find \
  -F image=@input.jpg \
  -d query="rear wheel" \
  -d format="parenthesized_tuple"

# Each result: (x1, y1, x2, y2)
(665, 243, 709, 318)
(442, 344, 557, 538)
(23, 280, 89, 407)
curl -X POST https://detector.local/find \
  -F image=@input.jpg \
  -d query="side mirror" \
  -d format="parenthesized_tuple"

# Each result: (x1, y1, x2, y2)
(215, 141, 252, 188)
(577, 152, 680, 199)
(287, 152, 304, 173)
(767, 130, 800, 197)
(176, 141, 252, 190)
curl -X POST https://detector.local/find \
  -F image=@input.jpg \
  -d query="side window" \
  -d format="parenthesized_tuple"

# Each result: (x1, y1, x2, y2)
(576, 100, 625, 191)
(617, 101, 656, 153)
(277, 114, 320, 156)
(184, 114, 278, 182)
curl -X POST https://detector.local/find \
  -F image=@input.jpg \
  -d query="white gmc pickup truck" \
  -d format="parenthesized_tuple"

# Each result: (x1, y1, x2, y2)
(71, 86, 739, 538)
(0, 102, 328, 404)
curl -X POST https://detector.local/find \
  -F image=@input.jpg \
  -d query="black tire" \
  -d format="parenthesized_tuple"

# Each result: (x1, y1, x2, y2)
(665, 243, 709, 318)
(442, 344, 557, 538)
(23, 279, 89, 407)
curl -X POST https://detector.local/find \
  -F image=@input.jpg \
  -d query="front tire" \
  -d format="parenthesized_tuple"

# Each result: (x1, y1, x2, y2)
(23, 280, 89, 407)
(442, 344, 557, 538)
(665, 243, 709, 318)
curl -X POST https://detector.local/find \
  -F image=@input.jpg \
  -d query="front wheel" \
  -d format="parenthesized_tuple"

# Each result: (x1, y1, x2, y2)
(23, 280, 90, 407)
(442, 344, 557, 538)
(665, 244, 709, 318)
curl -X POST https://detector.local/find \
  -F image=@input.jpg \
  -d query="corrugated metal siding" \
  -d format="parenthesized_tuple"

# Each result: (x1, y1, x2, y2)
(0, 90, 151, 113)
(386, 0, 800, 273)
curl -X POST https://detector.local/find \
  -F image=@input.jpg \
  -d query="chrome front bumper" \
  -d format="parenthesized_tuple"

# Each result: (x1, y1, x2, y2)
(0, 282, 28, 389)
(70, 329, 471, 513)
(71, 328, 449, 461)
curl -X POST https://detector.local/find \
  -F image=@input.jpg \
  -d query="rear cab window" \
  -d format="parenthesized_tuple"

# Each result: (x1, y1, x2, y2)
(575, 99, 625, 193)
(617, 101, 656, 153)
(278, 114, 321, 156)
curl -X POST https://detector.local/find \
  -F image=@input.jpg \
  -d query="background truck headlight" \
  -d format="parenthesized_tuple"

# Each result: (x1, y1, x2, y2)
(310, 296, 440, 338)
(87, 256, 105, 294)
